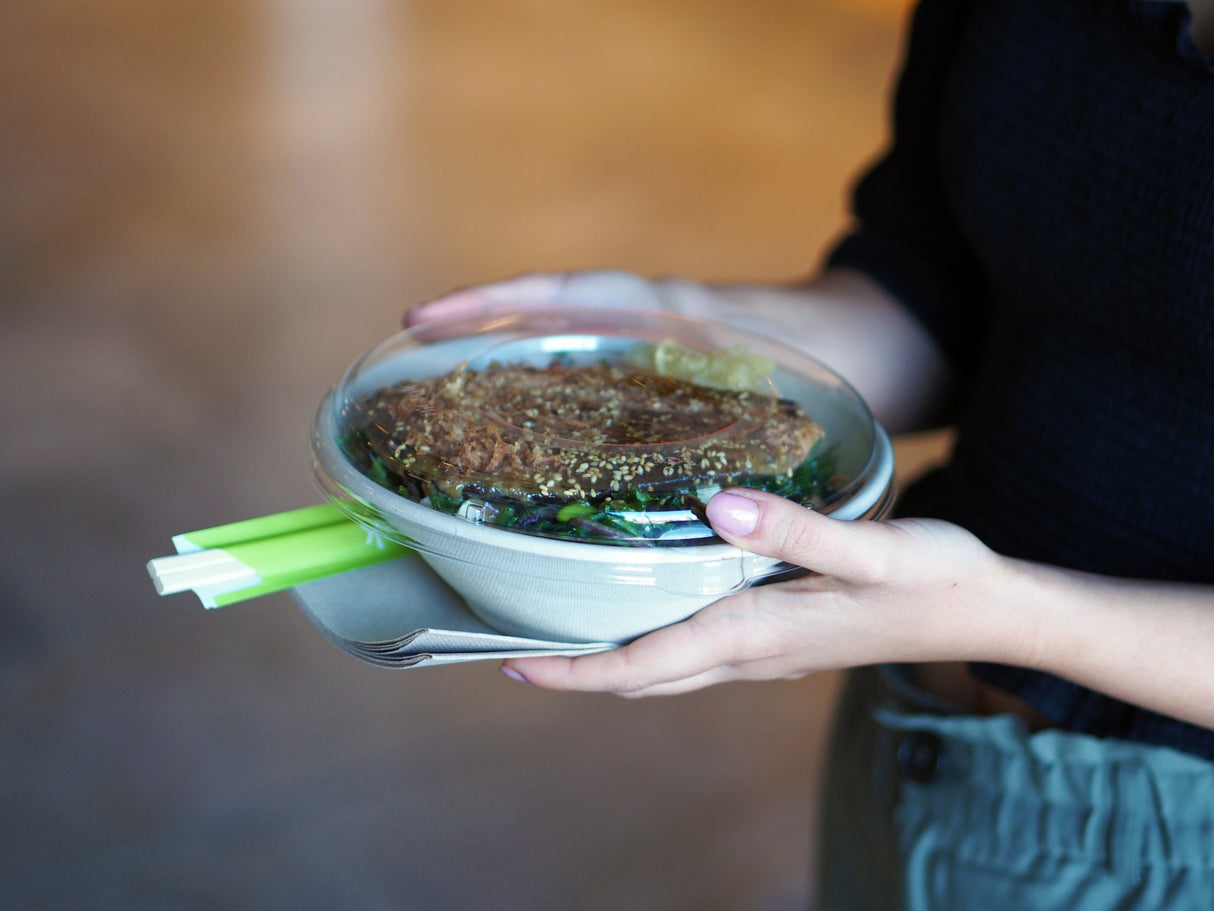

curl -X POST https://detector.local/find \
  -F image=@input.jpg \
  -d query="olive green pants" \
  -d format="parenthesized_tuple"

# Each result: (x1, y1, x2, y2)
(814, 666, 1214, 911)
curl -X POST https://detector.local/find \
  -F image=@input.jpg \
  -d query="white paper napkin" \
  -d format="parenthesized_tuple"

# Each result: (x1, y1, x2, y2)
(291, 556, 615, 667)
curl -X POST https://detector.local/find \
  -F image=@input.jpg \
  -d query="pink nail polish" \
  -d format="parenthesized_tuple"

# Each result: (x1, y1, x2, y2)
(707, 491, 759, 536)
(500, 665, 529, 684)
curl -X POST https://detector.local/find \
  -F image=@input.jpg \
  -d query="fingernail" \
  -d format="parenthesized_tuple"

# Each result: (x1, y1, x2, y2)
(707, 491, 759, 536)
(500, 665, 530, 684)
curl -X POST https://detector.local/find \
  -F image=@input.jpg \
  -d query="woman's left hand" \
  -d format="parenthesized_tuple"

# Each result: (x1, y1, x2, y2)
(500, 488, 1020, 696)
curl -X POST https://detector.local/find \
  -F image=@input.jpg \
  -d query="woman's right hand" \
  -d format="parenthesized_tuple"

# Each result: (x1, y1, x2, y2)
(405, 269, 741, 326)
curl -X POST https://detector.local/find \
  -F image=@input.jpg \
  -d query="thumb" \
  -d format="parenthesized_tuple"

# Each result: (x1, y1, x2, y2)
(705, 488, 886, 580)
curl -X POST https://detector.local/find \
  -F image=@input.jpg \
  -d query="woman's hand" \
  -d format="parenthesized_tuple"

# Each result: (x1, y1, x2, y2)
(500, 488, 1020, 697)
(406, 269, 727, 324)
(501, 488, 1214, 732)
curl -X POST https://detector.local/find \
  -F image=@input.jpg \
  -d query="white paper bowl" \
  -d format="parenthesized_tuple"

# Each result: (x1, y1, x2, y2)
(310, 308, 895, 644)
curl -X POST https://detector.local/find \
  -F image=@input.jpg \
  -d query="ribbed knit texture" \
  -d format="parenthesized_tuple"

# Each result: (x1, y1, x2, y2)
(829, 0, 1214, 756)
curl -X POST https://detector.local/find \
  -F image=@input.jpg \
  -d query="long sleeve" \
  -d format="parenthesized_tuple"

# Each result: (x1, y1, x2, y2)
(826, 0, 986, 377)
(825, 0, 1214, 755)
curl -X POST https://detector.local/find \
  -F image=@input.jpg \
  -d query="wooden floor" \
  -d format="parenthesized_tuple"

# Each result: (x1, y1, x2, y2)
(0, 2, 936, 908)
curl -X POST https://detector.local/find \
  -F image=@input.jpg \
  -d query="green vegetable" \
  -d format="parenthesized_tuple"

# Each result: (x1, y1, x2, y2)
(556, 502, 599, 522)
(344, 444, 843, 546)
(426, 493, 462, 514)
(738, 445, 840, 501)
(630, 340, 777, 393)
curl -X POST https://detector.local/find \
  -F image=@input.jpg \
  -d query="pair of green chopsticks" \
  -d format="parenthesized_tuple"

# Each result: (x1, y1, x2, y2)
(147, 503, 411, 608)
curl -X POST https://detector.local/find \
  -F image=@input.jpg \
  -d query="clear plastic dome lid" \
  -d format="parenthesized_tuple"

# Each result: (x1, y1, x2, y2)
(311, 308, 891, 548)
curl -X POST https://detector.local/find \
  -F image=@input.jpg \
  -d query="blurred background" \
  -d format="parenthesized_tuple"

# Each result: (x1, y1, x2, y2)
(1, 1, 942, 908)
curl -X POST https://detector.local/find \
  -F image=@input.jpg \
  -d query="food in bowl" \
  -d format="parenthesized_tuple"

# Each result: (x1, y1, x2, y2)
(339, 346, 839, 545)
(310, 308, 894, 643)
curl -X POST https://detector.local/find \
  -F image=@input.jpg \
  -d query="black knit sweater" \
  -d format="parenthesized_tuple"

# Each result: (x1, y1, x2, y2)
(828, 0, 1214, 757)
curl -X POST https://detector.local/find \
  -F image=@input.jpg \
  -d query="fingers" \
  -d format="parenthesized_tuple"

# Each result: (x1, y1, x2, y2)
(500, 608, 744, 694)
(706, 488, 893, 582)
(405, 270, 665, 327)
(404, 273, 564, 326)
(501, 654, 734, 697)
(540, 270, 664, 309)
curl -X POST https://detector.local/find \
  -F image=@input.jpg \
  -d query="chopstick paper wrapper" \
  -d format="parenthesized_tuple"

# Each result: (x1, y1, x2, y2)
(148, 504, 407, 608)
(147, 504, 613, 667)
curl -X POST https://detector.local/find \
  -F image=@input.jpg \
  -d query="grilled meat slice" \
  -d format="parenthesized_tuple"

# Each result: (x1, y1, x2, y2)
(349, 360, 824, 507)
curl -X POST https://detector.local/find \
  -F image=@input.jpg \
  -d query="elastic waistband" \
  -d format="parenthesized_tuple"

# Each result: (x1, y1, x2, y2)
(875, 666, 1214, 878)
